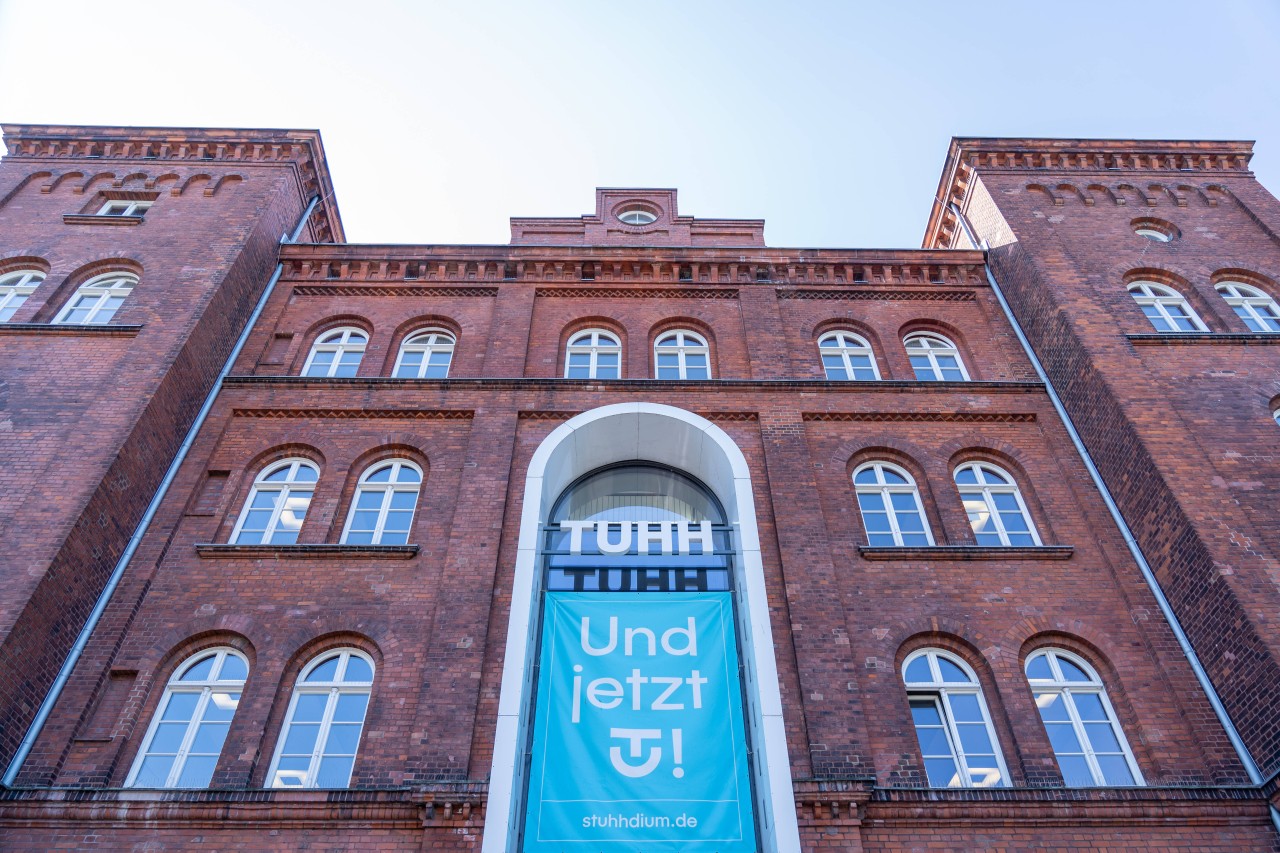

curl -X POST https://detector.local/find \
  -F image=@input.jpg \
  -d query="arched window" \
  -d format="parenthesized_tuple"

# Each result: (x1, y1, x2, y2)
(53, 272, 137, 325)
(301, 327, 367, 377)
(902, 649, 1008, 788)
(818, 331, 879, 380)
(1025, 649, 1142, 786)
(954, 462, 1040, 547)
(1127, 282, 1207, 332)
(853, 462, 933, 547)
(1216, 282, 1280, 332)
(341, 460, 422, 545)
(653, 329, 710, 379)
(267, 649, 374, 788)
(904, 333, 969, 381)
(126, 648, 248, 788)
(230, 459, 318, 545)
(393, 329, 455, 378)
(0, 269, 44, 322)
(565, 329, 622, 379)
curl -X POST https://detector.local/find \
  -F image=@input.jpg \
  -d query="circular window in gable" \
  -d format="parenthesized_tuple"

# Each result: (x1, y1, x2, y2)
(618, 207, 658, 226)
(1131, 218, 1178, 243)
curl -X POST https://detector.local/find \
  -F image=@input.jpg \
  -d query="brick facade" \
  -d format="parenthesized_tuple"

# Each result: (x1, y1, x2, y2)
(0, 129, 1276, 850)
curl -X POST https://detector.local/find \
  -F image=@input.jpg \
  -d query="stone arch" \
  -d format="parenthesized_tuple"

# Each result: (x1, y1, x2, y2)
(40, 171, 82, 194)
(1025, 183, 1061, 206)
(1056, 183, 1092, 206)
(76, 172, 117, 195)
(481, 402, 800, 852)
(1086, 183, 1120, 205)
(176, 173, 212, 196)
(208, 174, 244, 196)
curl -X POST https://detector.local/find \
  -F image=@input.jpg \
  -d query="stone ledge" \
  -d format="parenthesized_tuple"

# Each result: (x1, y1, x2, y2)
(1127, 332, 1280, 345)
(195, 544, 419, 559)
(859, 545, 1073, 561)
(61, 213, 144, 226)
(223, 376, 1047, 393)
(0, 323, 141, 337)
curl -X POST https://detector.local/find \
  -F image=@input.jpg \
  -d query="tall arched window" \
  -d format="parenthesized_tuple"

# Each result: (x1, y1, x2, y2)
(267, 649, 374, 788)
(0, 269, 44, 322)
(653, 329, 710, 379)
(1216, 281, 1280, 332)
(1127, 282, 1207, 332)
(565, 329, 622, 379)
(301, 327, 368, 377)
(818, 330, 879, 380)
(126, 648, 248, 788)
(341, 460, 422, 545)
(904, 333, 969, 381)
(53, 272, 137, 325)
(1025, 649, 1142, 786)
(230, 459, 318, 545)
(853, 462, 933, 546)
(902, 649, 1008, 788)
(393, 329, 455, 378)
(954, 462, 1040, 547)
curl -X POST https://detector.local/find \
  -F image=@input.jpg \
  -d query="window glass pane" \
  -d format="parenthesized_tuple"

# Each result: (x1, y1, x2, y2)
(315, 755, 355, 787)
(344, 657, 374, 682)
(306, 657, 341, 683)
(389, 491, 417, 510)
(1044, 722, 1082, 753)
(324, 723, 363, 754)
(162, 693, 200, 721)
(149, 722, 188, 753)
(218, 656, 248, 681)
(956, 722, 994, 755)
(894, 512, 925, 533)
(880, 469, 907, 485)
(366, 467, 393, 483)
(1096, 754, 1136, 786)
(1057, 754, 1095, 787)
(272, 756, 310, 787)
(294, 692, 328, 720)
(946, 694, 983, 720)
(180, 655, 217, 682)
(283, 723, 321, 755)
(853, 468, 879, 485)
(1084, 722, 1122, 753)
(923, 757, 961, 787)
(937, 659, 971, 684)
(204, 692, 240, 721)
(904, 657, 932, 683)
(966, 760, 1002, 787)
(190, 722, 231, 754)
(134, 755, 176, 787)
(915, 726, 951, 756)
(1034, 691, 1068, 720)
(1058, 659, 1092, 683)
(909, 701, 943, 727)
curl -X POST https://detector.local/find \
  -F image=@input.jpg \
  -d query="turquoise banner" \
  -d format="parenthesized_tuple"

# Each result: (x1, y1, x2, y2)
(523, 591, 756, 852)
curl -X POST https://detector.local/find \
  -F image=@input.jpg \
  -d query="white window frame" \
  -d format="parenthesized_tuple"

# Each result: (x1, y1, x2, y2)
(1127, 282, 1208, 333)
(902, 649, 1009, 788)
(229, 458, 319, 545)
(564, 329, 622, 379)
(904, 332, 970, 381)
(266, 649, 375, 789)
(301, 327, 368, 377)
(653, 329, 711, 379)
(853, 461, 934, 547)
(818, 330, 880, 380)
(53, 272, 137, 325)
(97, 199, 153, 217)
(954, 462, 1041, 547)
(340, 460, 423, 545)
(618, 208, 657, 225)
(0, 269, 43, 322)
(1025, 648, 1144, 787)
(1216, 282, 1280, 333)
(125, 648, 248, 788)
(393, 329, 455, 378)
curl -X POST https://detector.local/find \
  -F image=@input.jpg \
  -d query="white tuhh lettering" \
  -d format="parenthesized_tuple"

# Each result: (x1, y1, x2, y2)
(559, 520, 714, 555)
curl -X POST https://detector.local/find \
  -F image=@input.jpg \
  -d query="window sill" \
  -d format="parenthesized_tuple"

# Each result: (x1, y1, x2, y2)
(195, 543, 419, 559)
(1126, 333, 1280, 345)
(858, 545, 1073, 561)
(0, 322, 141, 337)
(62, 213, 145, 226)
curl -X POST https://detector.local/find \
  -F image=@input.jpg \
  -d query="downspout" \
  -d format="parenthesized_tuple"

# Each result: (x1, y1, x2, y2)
(1, 196, 321, 787)
(949, 204, 1280, 833)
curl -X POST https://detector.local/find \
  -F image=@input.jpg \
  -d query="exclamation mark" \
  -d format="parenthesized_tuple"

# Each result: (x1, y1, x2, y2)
(671, 728, 684, 778)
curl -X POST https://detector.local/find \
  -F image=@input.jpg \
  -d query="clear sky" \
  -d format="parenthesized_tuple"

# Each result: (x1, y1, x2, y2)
(2, 1, 1279, 249)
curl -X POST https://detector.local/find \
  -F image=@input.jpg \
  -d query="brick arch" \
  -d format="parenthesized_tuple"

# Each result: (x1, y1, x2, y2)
(30, 257, 144, 323)
(115, 172, 149, 189)
(382, 314, 463, 375)
(208, 174, 244, 196)
(897, 317, 980, 380)
(40, 171, 82, 194)
(1210, 267, 1280, 300)
(1122, 266, 1227, 330)
(252, 630, 386, 788)
(148, 172, 181, 191)
(176, 173, 212, 196)
(326, 442, 432, 544)
(292, 314, 376, 374)
(1086, 183, 1121, 205)
(811, 317, 887, 368)
(557, 315, 627, 376)
(940, 440, 1058, 546)
(842, 444, 947, 545)
(76, 172, 117, 195)
(1056, 183, 1093, 206)
(648, 315, 719, 376)
(1113, 183, 1155, 207)
(0, 255, 51, 277)
(1025, 183, 1061, 206)
(214, 443, 327, 543)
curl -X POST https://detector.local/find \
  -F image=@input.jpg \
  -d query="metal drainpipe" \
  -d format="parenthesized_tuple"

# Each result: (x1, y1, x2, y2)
(1, 196, 321, 787)
(949, 204, 1280, 832)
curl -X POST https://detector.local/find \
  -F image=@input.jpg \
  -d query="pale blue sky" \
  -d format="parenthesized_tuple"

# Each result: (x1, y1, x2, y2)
(2, 1, 1279, 248)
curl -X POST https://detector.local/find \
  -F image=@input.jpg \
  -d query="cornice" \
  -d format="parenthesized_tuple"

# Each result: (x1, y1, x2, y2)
(858, 545, 1073, 561)
(230, 407, 474, 419)
(1, 124, 344, 242)
(804, 411, 1035, 423)
(924, 136, 1255, 249)
(291, 284, 499, 298)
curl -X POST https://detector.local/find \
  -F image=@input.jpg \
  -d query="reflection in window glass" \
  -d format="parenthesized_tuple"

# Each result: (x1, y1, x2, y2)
(268, 649, 374, 788)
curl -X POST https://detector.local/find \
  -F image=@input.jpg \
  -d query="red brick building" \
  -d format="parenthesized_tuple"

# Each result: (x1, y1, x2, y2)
(0, 125, 1277, 851)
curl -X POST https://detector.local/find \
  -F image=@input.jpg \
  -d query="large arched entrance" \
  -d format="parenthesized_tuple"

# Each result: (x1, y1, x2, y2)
(482, 403, 799, 852)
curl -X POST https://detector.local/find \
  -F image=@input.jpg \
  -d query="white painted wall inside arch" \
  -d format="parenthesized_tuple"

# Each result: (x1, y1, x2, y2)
(482, 402, 800, 852)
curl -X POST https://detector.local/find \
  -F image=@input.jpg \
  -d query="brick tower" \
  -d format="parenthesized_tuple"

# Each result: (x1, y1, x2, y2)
(0, 125, 341, 773)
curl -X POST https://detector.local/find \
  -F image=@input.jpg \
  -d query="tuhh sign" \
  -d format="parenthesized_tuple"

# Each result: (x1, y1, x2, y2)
(523, 592, 756, 852)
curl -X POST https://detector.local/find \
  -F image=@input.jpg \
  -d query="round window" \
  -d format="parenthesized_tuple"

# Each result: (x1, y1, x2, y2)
(1131, 218, 1177, 243)
(618, 208, 657, 226)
